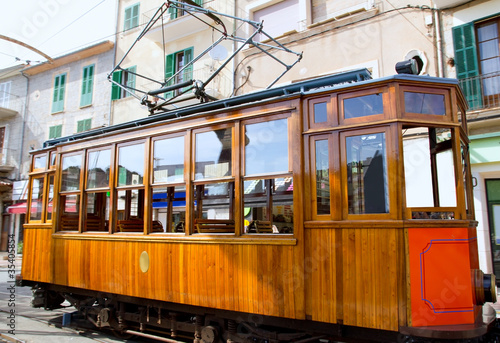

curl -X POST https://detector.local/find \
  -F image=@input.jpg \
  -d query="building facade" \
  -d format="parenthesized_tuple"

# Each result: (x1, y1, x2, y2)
(0, 64, 28, 251)
(2, 41, 115, 252)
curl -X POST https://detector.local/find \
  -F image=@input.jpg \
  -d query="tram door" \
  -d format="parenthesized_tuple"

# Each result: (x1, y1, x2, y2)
(487, 179, 500, 282)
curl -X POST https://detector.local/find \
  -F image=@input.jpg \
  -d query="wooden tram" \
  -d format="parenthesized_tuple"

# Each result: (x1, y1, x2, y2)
(19, 70, 497, 342)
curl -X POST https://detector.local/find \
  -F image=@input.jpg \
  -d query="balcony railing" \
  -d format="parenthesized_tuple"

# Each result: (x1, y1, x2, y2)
(458, 72, 500, 111)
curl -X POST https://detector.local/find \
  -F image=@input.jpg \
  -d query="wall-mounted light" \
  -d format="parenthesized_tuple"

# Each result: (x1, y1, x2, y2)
(395, 59, 418, 75)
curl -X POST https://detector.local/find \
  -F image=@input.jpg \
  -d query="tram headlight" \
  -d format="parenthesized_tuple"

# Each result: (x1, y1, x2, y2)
(474, 269, 497, 305)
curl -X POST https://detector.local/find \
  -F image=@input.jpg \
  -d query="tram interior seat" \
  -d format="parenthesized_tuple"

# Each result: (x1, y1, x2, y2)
(60, 215, 79, 231)
(247, 220, 274, 233)
(195, 219, 235, 233)
(117, 219, 164, 232)
(85, 216, 107, 231)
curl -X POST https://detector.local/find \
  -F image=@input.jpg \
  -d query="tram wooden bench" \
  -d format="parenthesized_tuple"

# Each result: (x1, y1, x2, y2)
(195, 219, 235, 233)
(117, 219, 164, 232)
(247, 220, 274, 233)
(60, 215, 79, 231)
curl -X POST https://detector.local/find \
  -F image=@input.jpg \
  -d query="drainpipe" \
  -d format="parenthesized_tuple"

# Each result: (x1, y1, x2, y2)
(20, 71, 29, 181)
(232, 0, 237, 96)
(433, 6, 444, 77)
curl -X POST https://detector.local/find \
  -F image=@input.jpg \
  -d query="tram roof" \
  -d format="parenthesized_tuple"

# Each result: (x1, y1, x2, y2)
(42, 69, 460, 148)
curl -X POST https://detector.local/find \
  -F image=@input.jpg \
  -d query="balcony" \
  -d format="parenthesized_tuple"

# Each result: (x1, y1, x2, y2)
(0, 148, 18, 173)
(0, 97, 22, 119)
(458, 72, 500, 112)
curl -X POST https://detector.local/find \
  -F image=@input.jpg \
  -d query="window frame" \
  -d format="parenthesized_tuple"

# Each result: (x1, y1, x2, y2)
(77, 119, 92, 133)
(0, 81, 11, 108)
(338, 86, 390, 125)
(340, 126, 397, 220)
(124, 3, 140, 31)
(165, 47, 194, 98)
(111, 66, 137, 100)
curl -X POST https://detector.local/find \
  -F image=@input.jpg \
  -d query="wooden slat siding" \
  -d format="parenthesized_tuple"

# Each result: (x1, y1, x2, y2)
(22, 227, 53, 283)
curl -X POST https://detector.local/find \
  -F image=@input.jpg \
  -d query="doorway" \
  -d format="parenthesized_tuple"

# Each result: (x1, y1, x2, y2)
(487, 179, 500, 282)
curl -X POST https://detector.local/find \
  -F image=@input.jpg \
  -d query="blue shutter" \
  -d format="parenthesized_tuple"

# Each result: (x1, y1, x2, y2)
(453, 23, 482, 109)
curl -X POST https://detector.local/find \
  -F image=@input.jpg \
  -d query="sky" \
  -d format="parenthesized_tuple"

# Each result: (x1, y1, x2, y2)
(0, 0, 117, 70)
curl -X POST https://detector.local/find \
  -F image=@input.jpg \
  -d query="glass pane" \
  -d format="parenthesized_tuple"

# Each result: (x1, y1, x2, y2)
(194, 182, 234, 231)
(437, 149, 457, 207)
(477, 22, 498, 42)
(49, 151, 56, 167)
(117, 189, 145, 232)
(195, 129, 232, 180)
(118, 143, 144, 186)
(87, 149, 111, 189)
(61, 154, 82, 191)
(47, 175, 54, 221)
(245, 119, 288, 175)
(404, 92, 445, 115)
(346, 133, 388, 214)
(60, 194, 79, 231)
(30, 177, 44, 221)
(33, 155, 46, 170)
(63, 194, 79, 214)
(315, 139, 330, 215)
(153, 136, 184, 183)
(479, 40, 499, 60)
(403, 128, 434, 207)
(313, 102, 327, 123)
(85, 192, 109, 231)
(243, 177, 293, 234)
(344, 93, 384, 119)
(152, 186, 186, 232)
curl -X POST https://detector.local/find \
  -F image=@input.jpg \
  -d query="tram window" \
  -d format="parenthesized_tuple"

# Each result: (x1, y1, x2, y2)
(85, 192, 109, 231)
(243, 177, 293, 234)
(195, 128, 232, 180)
(152, 186, 186, 233)
(116, 189, 145, 232)
(313, 102, 328, 123)
(315, 139, 330, 215)
(60, 194, 80, 231)
(87, 149, 111, 189)
(343, 93, 383, 119)
(153, 136, 184, 183)
(244, 119, 288, 175)
(33, 154, 47, 171)
(404, 92, 445, 115)
(346, 132, 389, 214)
(193, 182, 234, 233)
(47, 174, 54, 222)
(118, 143, 144, 186)
(29, 176, 44, 221)
(49, 151, 57, 168)
(61, 154, 82, 191)
(403, 127, 457, 218)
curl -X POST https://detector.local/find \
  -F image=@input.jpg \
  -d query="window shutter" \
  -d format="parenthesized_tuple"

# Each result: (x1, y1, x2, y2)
(52, 74, 66, 113)
(182, 47, 194, 92)
(111, 70, 123, 100)
(165, 53, 175, 98)
(131, 4, 139, 28)
(80, 65, 94, 107)
(452, 23, 482, 108)
(169, 5, 177, 19)
(56, 125, 62, 138)
(124, 6, 132, 30)
(125, 66, 136, 98)
(194, 0, 203, 6)
(77, 121, 84, 133)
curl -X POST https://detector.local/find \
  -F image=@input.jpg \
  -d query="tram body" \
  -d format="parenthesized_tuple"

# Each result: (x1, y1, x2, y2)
(19, 71, 497, 342)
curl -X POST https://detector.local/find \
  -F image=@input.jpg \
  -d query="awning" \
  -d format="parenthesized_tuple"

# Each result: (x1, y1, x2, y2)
(7, 202, 29, 214)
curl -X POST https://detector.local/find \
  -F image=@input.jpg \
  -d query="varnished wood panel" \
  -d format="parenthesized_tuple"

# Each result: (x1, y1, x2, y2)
(305, 227, 406, 332)
(47, 238, 302, 320)
(21, 227, 53, 283)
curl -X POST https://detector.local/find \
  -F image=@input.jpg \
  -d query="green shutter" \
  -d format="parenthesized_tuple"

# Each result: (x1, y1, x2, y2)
(77, 119, 92, 133)
(453, 23, 482, 108)
(52, 73, 66, 113)
(169, 4, 177, 19)
(165, 53, 175, 98)
(182, 47, 194, 92)
(124, 4, 139, 30)
(125, 66, 136, 98)
(49, 125, 62, 139)
(111, 70, 123, 100)
(194, 0, 203, 6)
(80, 64, 94, 107)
